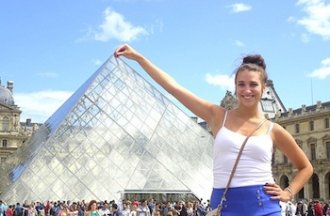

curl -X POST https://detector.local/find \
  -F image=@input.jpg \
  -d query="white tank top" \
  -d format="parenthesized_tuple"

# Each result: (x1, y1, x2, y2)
(213, 111, 275, 188)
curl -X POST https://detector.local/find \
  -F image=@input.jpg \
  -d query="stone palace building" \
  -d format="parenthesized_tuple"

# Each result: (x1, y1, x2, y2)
(273, 101, 330, 200)
(0, 80, 40, 164)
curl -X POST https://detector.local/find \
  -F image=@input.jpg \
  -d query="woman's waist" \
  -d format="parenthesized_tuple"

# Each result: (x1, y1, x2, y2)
(213, 172, 274, 188)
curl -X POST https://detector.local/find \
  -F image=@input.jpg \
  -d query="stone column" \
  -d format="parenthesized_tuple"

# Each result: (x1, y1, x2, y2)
(305, 179, 312, 200)
(318, 172, 325, 199)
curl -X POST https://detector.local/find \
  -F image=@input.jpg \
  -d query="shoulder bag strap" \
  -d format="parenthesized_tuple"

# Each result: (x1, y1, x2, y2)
(216, 118, 268, 209)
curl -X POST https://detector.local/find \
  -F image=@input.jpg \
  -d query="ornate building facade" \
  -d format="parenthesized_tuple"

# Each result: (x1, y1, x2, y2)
(0, 80, 40, 164)
(273, 101, 330, 200)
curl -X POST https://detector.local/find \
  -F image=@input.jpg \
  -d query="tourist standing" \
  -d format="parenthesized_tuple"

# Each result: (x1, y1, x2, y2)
(136, 200, 150, 216)
(84, 201, 101, 216)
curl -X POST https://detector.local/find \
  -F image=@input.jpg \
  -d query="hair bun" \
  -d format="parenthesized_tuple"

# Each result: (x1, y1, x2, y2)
(242, 55, 266, 70)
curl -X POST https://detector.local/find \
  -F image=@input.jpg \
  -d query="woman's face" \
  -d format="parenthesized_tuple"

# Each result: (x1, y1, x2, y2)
(91, 202, 97, 211)
(235, 69, 264, 107)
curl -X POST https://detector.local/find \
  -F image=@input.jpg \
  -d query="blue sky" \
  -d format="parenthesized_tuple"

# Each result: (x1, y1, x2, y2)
(1, 0, 329, 123)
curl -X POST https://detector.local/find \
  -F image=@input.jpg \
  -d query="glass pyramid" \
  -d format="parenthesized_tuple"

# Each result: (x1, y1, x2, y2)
(0, 57, 213, 203)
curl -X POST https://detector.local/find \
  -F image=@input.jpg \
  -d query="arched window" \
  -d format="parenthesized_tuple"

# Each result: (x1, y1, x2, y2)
(308, 137, 317, 161)
(325, 118, 330, 129)
(309, 121, 314, 131)
(2, 116, 10, 131)
(279, 175, 290, 189)
(311, 144, 316, 161)
(326, 141, 330, 160)
(295, 123, 300, 133)
(312, 174, 320, 198)
(325, 172, 330, 200)
(2, 139, 7, 147)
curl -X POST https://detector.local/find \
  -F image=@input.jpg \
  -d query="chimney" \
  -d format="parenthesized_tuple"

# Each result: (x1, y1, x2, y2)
(7, 80, 14, 93)
(316, 101, 322, 111)
(26, 118, 32, 126)
(301, 104, 306, 113)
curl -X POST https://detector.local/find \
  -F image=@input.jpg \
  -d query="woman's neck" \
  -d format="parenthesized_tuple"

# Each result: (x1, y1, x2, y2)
(233, 106, 264, 121)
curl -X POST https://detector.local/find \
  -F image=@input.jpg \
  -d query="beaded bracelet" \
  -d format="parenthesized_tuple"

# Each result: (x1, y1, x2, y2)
(284, 185, 294, 200)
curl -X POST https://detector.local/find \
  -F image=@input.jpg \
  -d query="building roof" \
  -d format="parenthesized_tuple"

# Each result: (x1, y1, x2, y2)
(0, 85, 14, 106)
(280, 101, 330, 117)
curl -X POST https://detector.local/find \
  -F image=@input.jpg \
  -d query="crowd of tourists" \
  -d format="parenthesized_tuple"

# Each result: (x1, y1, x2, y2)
(0, 198, 209, 216)
(1, 198, 330, 216)
(280, 199, 330, 216)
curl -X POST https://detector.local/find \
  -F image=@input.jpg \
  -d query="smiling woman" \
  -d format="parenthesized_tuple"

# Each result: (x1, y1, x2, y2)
(114, 44, 313, 216)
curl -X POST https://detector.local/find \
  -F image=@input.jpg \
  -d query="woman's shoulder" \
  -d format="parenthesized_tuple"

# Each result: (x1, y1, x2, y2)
(269, 122, 296, 145)
(208, 105, 226, 135)
(269, 122, 287, 135)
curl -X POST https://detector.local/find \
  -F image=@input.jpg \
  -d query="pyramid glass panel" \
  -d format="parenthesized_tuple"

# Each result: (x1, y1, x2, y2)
(0, 56, 214, 203)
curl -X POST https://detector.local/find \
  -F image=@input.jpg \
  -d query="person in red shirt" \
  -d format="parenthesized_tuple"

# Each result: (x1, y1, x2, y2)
(6, 205, 14, 216)
(44, 201, 50, 216)
(314, 200, 323, 216)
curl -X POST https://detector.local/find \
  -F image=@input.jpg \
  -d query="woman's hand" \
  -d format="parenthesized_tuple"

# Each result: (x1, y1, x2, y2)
(264, 183, 292, 202)
(114, 44, 141, 61)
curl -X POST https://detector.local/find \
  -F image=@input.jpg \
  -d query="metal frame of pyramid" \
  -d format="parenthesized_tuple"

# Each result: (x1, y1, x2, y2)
(0, 56, 213, 203)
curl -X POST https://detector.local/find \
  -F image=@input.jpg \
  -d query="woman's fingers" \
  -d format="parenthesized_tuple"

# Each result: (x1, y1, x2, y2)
(114, 44, 128, 57)
(264, 183, 292, 202)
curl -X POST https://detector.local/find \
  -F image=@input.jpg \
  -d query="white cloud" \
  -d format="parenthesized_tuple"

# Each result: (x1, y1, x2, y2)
(296, 0, 330, 39)
(36, 72, 59, 78)
(234, 40, 245, 47)
(308, 57, 330, 79)
(93, 7, 148, 42)
(205, 73, 235, 91)
(15, 90, 73, 123)
(228, 3, 252, 13)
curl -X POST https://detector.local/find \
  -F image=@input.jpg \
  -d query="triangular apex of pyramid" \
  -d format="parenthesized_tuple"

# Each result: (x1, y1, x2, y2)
(0, 56, 213, 203)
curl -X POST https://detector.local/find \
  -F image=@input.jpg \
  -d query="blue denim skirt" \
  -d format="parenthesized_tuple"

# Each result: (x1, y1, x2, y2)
(210, 184, 282, 216)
